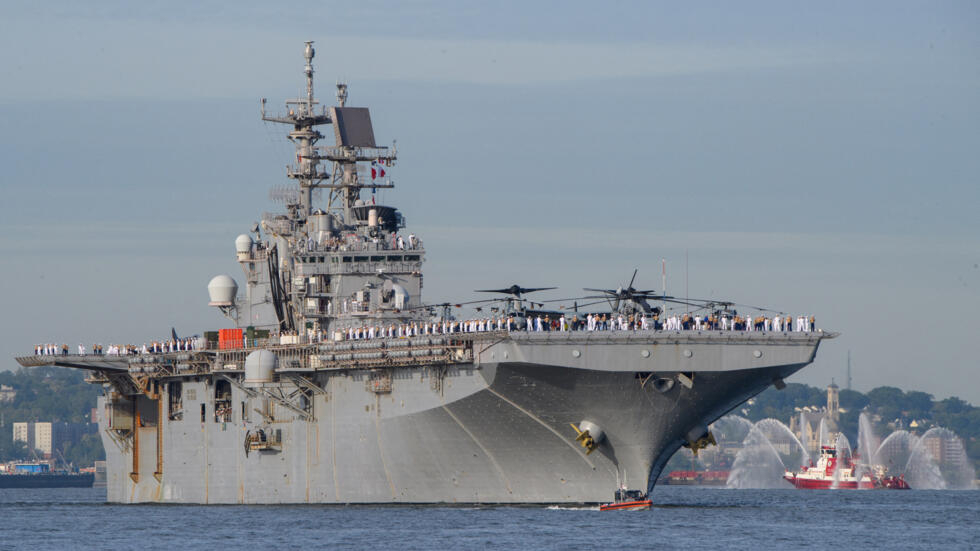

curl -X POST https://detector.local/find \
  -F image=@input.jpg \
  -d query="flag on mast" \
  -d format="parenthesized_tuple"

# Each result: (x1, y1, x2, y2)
(371, 160, 386, 180)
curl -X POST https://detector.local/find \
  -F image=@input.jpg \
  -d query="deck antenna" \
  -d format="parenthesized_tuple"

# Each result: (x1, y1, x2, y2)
(846, 351, 852, 391)
(661, 258, 667, 316)
(336, 80, 348, 107)
(304, 41, 315, 109)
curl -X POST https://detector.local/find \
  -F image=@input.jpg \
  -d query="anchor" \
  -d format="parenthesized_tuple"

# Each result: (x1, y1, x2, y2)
(682, 430, 716, 457)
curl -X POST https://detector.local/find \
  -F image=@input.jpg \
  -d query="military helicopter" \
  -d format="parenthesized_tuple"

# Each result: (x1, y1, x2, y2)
(473, 284, 560, 329)
(582, 269, 668, 318)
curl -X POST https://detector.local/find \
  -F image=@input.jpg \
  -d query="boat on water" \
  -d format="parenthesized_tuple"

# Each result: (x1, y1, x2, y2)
(0, 462, 95, 489)
(600, 488, 652, 511)
(17, 42, 836, 504)
(663, 470, 729, 486)
(784, 445, 910, 490)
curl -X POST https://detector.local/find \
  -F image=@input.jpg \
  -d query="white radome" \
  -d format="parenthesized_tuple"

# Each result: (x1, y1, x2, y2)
(244, 350, 277, 385)
(235, 234, 253, 254)
(207, 274, 238, 306)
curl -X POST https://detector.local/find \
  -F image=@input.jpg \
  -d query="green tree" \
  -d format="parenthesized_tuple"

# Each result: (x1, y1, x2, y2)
(62, 433, 105, 466)
(904, 390, 934, 419)
(867, 386, 905, 424)
(0, 426, 30, 461)
(838, 389, 869, 411)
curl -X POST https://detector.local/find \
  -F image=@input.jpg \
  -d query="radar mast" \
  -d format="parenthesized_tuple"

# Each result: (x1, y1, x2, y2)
(260, 42, 397, 228)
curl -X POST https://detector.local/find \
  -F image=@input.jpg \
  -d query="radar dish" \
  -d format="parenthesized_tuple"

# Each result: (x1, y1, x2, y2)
(330, 107, 376, 147)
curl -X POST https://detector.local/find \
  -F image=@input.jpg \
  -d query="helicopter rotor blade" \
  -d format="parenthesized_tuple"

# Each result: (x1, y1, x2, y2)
(474, 285, 556, 296)
(627, 268, 638, 290)
(518, 287, 557, 294)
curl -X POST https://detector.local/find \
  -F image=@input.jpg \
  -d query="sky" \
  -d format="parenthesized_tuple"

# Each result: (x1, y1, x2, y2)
(0, 1, 978, 402)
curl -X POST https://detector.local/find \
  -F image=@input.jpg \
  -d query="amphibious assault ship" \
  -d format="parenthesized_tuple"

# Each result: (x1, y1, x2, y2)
(18, 43, 835, 504)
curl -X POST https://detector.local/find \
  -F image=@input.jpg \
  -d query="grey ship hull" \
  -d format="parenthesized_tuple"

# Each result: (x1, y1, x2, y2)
(62, 330, 827, 504)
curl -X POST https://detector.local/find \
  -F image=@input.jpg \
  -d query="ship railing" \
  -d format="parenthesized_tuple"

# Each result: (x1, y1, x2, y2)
(334, 261, 419, 275)
(73, 336, 478, 378)
(294, 261, 420, 276)
(316, 145, 394, 162)
(261, 213, 294, 235)
(286, 167, 330, 180)
(237, 249, 268, 264)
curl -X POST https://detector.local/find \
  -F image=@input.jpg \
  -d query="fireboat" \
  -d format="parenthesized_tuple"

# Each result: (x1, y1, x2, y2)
(784, 445, 910, 490)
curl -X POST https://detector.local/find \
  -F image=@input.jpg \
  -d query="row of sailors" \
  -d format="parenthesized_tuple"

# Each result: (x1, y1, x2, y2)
(341, 317, 518, 340)
(34, 344, 70, 356)
(337, 313, 816, 340)
(34, 339, 198, 356)
(659, 314, 815, 332)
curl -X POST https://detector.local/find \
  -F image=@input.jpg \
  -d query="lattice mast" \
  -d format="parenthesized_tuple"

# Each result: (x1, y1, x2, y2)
(260, 41, 396, 227)
(261, 41, 330, 220)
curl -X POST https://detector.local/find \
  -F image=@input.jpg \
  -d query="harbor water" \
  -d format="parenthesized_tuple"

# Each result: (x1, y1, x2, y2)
(0, 486, 976, 550)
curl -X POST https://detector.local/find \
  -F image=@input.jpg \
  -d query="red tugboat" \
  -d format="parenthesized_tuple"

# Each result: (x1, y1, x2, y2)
(599, 488, 652, 511)
(784, 445, 910, 490)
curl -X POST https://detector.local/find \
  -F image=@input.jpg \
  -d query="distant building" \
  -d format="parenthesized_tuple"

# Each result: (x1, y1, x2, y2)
(12, 422, 31, 447)
(0, 384, 16, 402)
(11, 421, 98, 459)
(789, 383, 841, 455)
(827, 382, 840, 423)
(922, 434, 969, 468)
(34, 422, 59, 456)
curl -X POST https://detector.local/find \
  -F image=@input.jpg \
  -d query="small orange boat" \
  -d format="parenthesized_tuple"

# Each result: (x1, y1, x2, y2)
(599, 489, 652, 511)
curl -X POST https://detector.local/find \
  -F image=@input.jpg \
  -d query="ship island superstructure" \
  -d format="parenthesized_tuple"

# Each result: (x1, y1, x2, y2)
(18, 43, 836, 504)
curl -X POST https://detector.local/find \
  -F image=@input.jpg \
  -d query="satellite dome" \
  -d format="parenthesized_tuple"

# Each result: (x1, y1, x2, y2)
(245, 350, 277, 385)
(207, 275, 238, 306)
(235, 234, 253, 253)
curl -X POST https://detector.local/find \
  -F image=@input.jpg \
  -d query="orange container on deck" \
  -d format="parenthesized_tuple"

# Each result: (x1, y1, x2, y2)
(218, 328, 243, 350)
